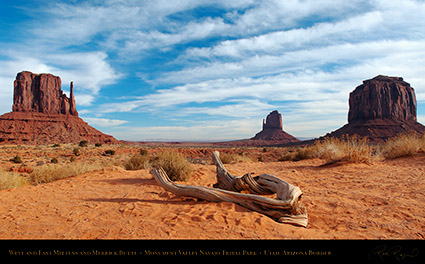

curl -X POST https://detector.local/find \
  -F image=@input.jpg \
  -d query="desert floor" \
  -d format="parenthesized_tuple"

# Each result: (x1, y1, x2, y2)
(0, 145, 424, 239)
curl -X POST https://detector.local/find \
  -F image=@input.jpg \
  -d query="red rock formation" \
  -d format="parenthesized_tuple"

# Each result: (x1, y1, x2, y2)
(326, 75, 425, 142)
(13, 71, 78, 116)
(348, 75, 417, 123)
(0, 71, 118, 144)
(251, 110, 299, 142)
(69, 81, 78, 116)
(0, 112, 117, 144)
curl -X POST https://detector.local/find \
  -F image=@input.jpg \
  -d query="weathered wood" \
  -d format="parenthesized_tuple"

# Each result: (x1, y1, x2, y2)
(150, 151, 308, 227)
(151, 167, 307, 227)
(212, 151, 304, 207)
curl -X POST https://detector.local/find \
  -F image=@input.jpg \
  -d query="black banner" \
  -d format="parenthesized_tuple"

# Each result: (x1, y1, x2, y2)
(1, 239, 423, 263)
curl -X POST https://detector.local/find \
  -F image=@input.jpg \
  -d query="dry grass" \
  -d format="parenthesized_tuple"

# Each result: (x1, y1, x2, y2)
(149, 150, 193, 181)
(0, 170, 30, 189)
(280, 133, 425, 164)
(315, 135, 374, 164)
(219, 152, 254, 164)
(279, 147, 318, 162)
(280, 135, 375, 165)
(381, 132, 425, 159)
(30, 162, 103, 185)
(123, 154, 150, 170)
(124, 150, 193, 181)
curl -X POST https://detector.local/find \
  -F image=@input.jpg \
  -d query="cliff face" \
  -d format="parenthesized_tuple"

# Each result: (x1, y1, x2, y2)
(13, 71, 78, 116)
(252, 110, 299, 142)
(348, 75, 416, 123)
(262, 110, 283, 130)
(326, 75, 425, 142)
(0, 71, 118, 144)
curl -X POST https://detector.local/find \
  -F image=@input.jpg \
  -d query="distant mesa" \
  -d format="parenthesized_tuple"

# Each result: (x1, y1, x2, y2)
(0, 71, 118, 144)
(213, 110, 299, 147)
(251, 110, 299, 142)
(326, 75, 425, 142)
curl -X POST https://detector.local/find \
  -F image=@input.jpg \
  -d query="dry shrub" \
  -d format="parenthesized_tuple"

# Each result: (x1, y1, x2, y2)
(315, 135, 374, 164)
(382, 132, 425, 159)
(123, 154, 150, 170)
(219, 152, 254, 164)
(124, 150, 193, 181)
(30, 162, 102, 185)
(0, 170, 29, 189)
(149, 150, 193, 181)
(279, 147, 319, 161)
(279, 135, 374, 165)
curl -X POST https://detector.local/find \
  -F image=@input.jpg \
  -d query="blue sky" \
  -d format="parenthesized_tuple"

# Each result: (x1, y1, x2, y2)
(1, 0, 425, 141)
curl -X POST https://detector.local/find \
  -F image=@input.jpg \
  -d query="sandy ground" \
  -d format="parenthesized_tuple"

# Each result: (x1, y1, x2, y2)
(0, 154, 424, 239)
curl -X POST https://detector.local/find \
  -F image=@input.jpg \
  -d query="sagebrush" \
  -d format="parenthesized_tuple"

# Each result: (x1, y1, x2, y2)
(149, 150, 193, 181)
(219, 152, 254, 164)
(279, 135, 375, 164)
(123, 154, 150, 170)
(381, 132, 425, 159)
(30, 162, 102, 184)
(124, 150, 193, 181)
(0, 169, 29, 189)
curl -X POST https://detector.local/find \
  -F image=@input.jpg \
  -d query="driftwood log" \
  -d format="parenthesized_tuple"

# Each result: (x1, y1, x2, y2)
(150, 151, 308, 227)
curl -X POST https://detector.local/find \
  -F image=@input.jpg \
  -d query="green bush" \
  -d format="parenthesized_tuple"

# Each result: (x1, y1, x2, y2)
(73, 148, 80, 156)
(104, 149, 115, 156)
(10, 155, 23, 164)
(79, 140, 88, 147)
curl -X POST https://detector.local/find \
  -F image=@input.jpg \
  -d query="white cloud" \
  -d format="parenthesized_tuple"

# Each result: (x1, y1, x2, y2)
(161, 40, 425, 85)
(84, 117, 128, 127)
(184, 11, 384, 59)
(418, 115, 425, 124)
(124, 44, 425, 111)
(42, 52, 123, 95)
(180, 99, 276, 118)
(0, 50, 122, 112)
(108, 118, 261, 141)
(23, 0, 371, 59)
(74, 94, 95, 107)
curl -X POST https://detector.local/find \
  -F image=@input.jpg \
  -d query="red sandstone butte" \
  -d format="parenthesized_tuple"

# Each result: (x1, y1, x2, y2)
(13, 71, 78, 116)
(326, 75, 425, 142)
(251, 110, 299, 142)
(0, 71, 118, 144)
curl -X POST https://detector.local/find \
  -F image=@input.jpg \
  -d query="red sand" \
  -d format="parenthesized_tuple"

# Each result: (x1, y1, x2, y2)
(1, 153, 424, 239)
